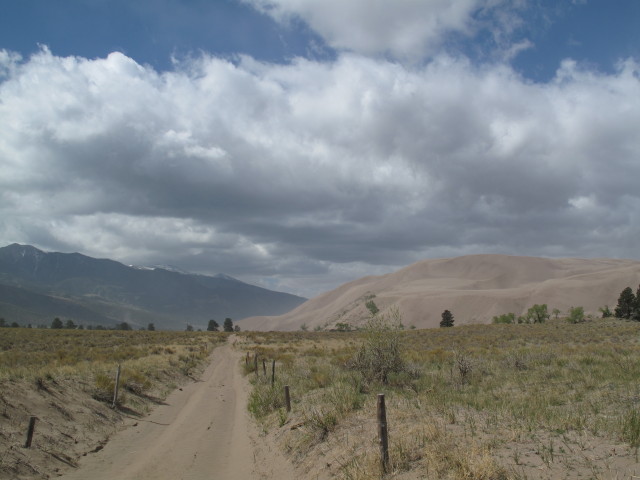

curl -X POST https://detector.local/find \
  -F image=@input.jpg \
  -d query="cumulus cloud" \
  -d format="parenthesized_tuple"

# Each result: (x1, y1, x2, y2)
(1, 47, 639, 296)
(243, 0, 527, 60)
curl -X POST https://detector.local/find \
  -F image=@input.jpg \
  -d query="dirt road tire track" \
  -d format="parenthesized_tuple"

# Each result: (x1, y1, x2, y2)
(59, 340, 294, 480)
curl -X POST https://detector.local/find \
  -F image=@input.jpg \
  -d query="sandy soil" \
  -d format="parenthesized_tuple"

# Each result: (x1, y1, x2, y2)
(57, 339, 295, 480)
(241, 254, 640, 330)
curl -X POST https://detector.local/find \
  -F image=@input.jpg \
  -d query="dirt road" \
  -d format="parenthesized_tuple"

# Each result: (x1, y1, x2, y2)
(59, 340, 294, 480)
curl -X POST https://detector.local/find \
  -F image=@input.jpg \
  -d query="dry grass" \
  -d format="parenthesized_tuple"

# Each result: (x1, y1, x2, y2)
(240, 318, 640, 479)
(0, 328, 226, 480)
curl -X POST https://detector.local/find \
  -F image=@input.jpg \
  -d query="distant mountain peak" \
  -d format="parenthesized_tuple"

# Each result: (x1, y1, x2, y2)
(5, 243, 45, 255)
(1, 243, 46, 263)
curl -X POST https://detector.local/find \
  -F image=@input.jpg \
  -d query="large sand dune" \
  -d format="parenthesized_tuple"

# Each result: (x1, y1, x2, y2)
(241, 255, 640, 331)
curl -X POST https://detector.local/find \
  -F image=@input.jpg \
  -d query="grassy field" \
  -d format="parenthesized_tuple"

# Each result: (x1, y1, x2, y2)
(240, 318, 640, 479)
(0, 327, 224, 378)
(0, 328, 226, 479)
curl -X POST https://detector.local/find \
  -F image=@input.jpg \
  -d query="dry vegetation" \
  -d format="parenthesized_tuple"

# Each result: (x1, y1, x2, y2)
(239, 317, 640, 479)
(0, 328, 226, 479)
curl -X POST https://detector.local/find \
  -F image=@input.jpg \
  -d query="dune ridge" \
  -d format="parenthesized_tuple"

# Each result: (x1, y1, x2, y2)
(241, 255, 640, 331)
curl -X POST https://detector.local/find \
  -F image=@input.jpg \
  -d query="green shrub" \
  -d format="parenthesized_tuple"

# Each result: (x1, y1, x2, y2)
(365, 300, 379, 315)
(492, 313, 515, 324)
(567, 306, 585, 324)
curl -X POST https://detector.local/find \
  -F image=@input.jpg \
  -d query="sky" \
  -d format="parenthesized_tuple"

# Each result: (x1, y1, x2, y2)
(0, 0, 639, 298)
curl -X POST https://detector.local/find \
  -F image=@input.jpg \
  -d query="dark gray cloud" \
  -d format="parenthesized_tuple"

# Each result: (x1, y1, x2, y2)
(0, 48, 639, 297)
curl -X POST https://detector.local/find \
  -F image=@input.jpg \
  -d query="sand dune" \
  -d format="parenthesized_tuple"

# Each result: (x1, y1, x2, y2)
(240, 255, 640, 331)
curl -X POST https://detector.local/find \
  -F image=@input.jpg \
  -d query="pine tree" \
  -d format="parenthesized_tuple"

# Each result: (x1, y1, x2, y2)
(440, 310, 454, 328)
(634, 285, 640, 321)
(223, 318, 234, 332)
(51, 317, 63, 329)
(207, 319, 219, 331)
(615, 287, 636, 319)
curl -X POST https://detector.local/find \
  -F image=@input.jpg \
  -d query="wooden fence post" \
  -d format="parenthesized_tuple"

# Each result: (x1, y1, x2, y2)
(245, 352, 250, 366)
(262, 358, 266, 376)
(24, 416, 37, 448)
(112, 364, 121, 408)
(284, 385, 291, 412)
(377, 393, 390, 475)
(271, 359, 275, 386)
(254, 354, 258, 376)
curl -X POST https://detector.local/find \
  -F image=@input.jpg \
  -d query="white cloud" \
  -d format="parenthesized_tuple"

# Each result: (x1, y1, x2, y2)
(244, 0, 496, 59)
(1, 48, 639, 296)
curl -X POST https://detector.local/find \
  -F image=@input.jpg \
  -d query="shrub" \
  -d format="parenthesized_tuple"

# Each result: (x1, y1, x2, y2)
(492, 313, 515, 324)
(599, 306, 613, 318)
(93, 372, 115, 401)
(351, 307, 405, 384)
(335, 322, 352, 332)
(567, 306, 585, 324)
(365, 300, 379, 316)
(526, 304, 550, 324)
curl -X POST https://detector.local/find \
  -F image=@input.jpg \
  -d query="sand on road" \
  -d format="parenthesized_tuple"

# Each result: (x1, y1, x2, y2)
(59, 339, 294, 480)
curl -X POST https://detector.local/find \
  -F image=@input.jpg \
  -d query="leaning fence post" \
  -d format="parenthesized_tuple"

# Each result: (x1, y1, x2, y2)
(377, 393, 390, 475)
(112, 364, 121, 408)
(262, 358, 266, 376)
(271, 359, 275, 386)
(254, 354, 258, 376)
(24, 416, 37, 448)
(284, 385, 291, 412)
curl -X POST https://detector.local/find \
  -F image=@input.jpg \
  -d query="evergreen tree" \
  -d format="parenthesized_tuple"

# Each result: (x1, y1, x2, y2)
(207, 319, 219, 331)
(633, 285, 640, 321)
(223, 317, 234, 332)
(615, 287, 636, 319)
(147, 323, 155, 331)
(51, 317, 63, 329)
(64, 319, 76, 329)
(440, 310, 454, 328)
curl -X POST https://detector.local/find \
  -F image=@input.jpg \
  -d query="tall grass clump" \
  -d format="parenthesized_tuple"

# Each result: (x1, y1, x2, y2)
(622, 408, 640, 451)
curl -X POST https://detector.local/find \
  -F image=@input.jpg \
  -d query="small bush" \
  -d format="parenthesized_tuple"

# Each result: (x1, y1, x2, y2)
(305, 406, 338, 441)
(567, 306, 585, 324)
(492, 313, 515, 324)
(351, 307, 406, 384)
(93, 372, 115, 401)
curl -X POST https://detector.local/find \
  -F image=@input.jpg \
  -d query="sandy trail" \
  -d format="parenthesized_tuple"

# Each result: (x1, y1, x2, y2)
(59, 339, 294, 480)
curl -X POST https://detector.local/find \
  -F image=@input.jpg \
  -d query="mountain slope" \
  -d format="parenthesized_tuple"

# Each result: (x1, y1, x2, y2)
(240, 255, 640, 331)
(0, 244, 306, 328)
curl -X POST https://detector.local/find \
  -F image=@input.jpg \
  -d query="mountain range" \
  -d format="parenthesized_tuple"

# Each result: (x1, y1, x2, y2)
(240, 254, 640, 331)
(0, 244, 306, 329)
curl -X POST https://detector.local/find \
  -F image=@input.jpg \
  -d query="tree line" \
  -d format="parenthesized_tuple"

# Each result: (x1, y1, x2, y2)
(206, 318, 238, 332)
(0, 316, 241, 331)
